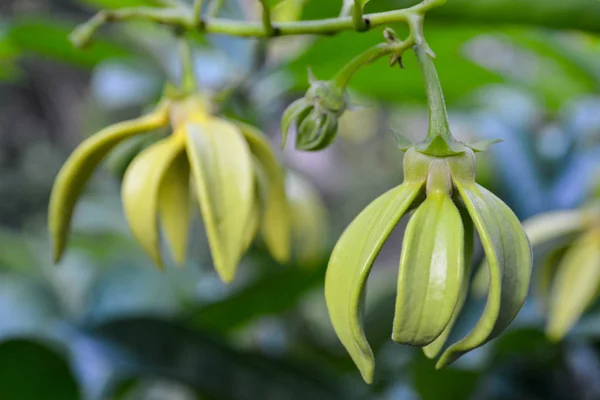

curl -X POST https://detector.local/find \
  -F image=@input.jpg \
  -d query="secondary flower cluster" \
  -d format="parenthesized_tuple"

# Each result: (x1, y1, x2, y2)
(528, 203, 600, 341)
(49, 95, 324, 282)
(325, 145, 532, 383)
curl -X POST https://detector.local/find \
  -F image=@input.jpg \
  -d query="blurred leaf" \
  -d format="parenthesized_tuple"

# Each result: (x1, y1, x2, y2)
(78, 0, 162, 9)
(377, 0, 600, 33)
(187, 260, 325, 333)
(0, 229, 38, 272)
(0, 339, 80, 400)
(491, 328, 556, 364)
(7, 17, 130, 68)
(413, 354, 479, 400)
(93, 317, 343, 400)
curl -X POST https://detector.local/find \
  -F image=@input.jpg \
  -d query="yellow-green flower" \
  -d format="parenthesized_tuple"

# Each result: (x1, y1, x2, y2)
(49, 95, 291, 283)
(528, 204, 600, 341)
(325, 146, 532, 383)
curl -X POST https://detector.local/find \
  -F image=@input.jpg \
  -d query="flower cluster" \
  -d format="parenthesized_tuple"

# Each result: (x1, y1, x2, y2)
(49, 95, 295, 283)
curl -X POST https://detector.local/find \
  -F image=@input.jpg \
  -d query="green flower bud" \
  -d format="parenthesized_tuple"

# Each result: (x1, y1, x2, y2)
(324, 143, 532, 383)
(281, 76, 348, 151)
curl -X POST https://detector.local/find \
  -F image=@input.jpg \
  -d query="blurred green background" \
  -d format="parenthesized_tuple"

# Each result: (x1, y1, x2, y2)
(1, 0, 600, 399)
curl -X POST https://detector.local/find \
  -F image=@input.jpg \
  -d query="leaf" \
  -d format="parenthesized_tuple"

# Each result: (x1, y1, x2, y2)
(423, 207, 474, 358)
(437, 181, 532, 368)
(0, 339, 79, 400)
(78, 0, 162, 9)
(187, 259, 324, 333)
(235, 121, 291, 264)
(185, 119, 254, 283)
(7, 17, 130, 68)
(325, 182, 422, 384)
(49, 102, 170, 262)
(122, 135, 186, 268)
(547, 229, 600, 341)
(393, 192, 464, 346)
(93, 317, 342, 400)
(413, 355, 479, 400)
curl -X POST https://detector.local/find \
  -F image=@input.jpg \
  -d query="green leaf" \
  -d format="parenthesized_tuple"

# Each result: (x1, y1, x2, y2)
(94, 318, 342, 399)
(187, 259, 324, 333)
(393, 192, 464, 346)
(325, 182, 422, 383)
(7, 17, 130, 68)
(185, 119, 254, 283)
(0, 339, 79, 400)
(547, 229, 600, 341)
(437, 181, 532, 368)
(78, 0, 162, 9)
(413, 355, 479, 400)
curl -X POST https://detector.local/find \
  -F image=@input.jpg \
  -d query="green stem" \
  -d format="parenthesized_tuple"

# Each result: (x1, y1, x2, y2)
(259, 0, 275, 36)
(413, 44, 452, 140)
(70, 0, 447, 47)
(331, 40, 413, 90)
(352, 1, 368, 32)
(178, 37, 197, 92)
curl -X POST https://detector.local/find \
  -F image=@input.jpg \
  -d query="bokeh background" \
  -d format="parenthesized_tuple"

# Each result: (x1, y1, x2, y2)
(1, 0, 600, 399)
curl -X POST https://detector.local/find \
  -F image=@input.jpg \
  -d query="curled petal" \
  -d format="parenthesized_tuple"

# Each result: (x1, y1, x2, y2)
(393, 192, 464, 346)
(49, 102, 170, 262)
(423, 207, 474, 358)
(122, 135, 185, 268)
(547, 229, 600, 341)
(281, 99, 308, 149)
(325, 182, 422, 384)
(185, 119, 254, 283)
(158, 150, 191, 265)
(235, 121, 291, 263)
(437, 182, 532, 368)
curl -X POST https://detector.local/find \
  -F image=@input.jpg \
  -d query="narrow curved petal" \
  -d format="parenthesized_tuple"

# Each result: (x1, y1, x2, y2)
(235, 121, 291, 263)
(547, 229, 600, 341)
(122, 135, 185, 268)
(437, 182, 532, 368)
(281, 98, 307, 148)
(325, 182, 422, 384)
(423, 208, 474, 358)
(49, 102, 170, 262)
(158, 150, 191, 265)
(185, 119, 254, 283)
(535, 245, 569, 312)
(470, 209, 587, 300)
(393, 192, 464, 346)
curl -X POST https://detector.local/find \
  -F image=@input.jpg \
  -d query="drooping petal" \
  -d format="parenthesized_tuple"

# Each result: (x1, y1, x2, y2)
(535, 244, 569, 313)
(423, 207, 474, 359)
(437, 182, 532, 368)
(286, 171, 328, 267)
(49, 102, 170, 262)
(547, 229, 600, 341)
(122, 134, 185, 268)
(158, 149, 191, 265)
(185, 119, 254, 283)
(393, 192, 464, 346)
(235, 121, 291, 263)
(325, 182, 422, 384)
(470, 209, 588, 299)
